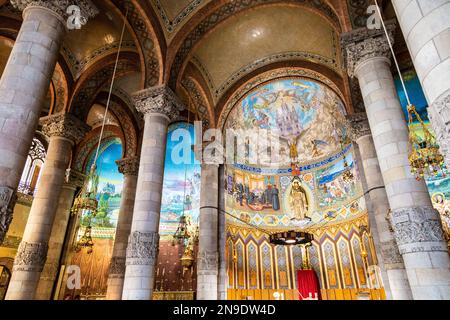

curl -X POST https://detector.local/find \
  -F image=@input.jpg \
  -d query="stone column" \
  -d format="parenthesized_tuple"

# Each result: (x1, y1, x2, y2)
(349, 113, 412, 300)
(35, 169, 85, 300)
(343, 26, 450, 300)
(391, 0, 450, 167)
(197, 163, 219, 300)
(106, 157, 139, 300)
(217, 164, 227, 300)
(121, 86, 182, 300)
(0, 1, 97, 242)
(5, 114, 89, 300)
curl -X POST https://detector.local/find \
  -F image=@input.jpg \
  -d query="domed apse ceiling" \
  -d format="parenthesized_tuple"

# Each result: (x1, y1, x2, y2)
(225, 78, 347, 166)
(224, 77, 364, 230)
(189, 4, 340, 102)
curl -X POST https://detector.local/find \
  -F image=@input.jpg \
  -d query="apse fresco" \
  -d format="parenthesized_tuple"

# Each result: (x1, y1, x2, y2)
(224, 77, 375, 294)
(225, 145, 365, 229)
(225, 78, 347, 164)
(159, 123, 201, 240)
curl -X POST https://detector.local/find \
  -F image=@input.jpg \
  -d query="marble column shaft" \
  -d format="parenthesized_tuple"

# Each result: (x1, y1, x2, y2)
(391, 0, 450, 167)
(197, 163, 219, 300)
(34, 169, 85, 300)
(217, 165, 227, 300)
(0, 5, 66, 242)
(350, 113, 412, 300)
(343, 26, 450, 299)
(106, 157, 139, 300)
(0, 1, 98, 243)
(5, 114, 89, 300)
(122, 86, 182, 300)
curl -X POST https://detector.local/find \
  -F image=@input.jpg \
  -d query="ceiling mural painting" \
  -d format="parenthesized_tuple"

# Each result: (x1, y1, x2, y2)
(225, 78, 347, 166)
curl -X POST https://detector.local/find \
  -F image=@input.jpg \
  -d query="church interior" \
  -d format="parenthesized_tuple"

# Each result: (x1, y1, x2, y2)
(0, 0, 449, 301)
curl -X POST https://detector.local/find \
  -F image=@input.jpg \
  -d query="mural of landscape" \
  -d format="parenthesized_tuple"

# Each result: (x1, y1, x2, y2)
(84, 140, 123, 230)
(159, 123, 201, 240)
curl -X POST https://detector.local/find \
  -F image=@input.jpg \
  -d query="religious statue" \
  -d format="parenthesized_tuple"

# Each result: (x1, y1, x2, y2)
(289, 178, 308, 220)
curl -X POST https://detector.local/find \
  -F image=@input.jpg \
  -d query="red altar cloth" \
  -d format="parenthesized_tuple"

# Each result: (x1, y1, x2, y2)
(297, 270, 321, 300)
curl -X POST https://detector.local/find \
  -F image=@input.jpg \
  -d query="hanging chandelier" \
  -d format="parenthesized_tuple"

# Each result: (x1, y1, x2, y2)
(373, 1, 445, 179)
(73, 164, 99, 254)
(172, 214, 191, 244)
(269, 230, 314, 246)
(407, 104, 445, 179)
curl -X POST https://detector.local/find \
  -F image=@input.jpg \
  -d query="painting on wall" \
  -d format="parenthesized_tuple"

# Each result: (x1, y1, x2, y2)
(225, 78, 347, 165)
(315, 153, 361, 209)
(159, 123, 201, 240)
(225, 146, 365, 229)
(68, 140, 123, 299)
(84, 140, 123, 229)
(394, 70, 428, 121)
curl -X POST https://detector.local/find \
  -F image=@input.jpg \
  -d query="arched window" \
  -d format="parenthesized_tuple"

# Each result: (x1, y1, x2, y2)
(18, 138, 46, 195)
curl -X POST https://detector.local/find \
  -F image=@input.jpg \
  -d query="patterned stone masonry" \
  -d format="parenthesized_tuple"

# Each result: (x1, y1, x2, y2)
(122, 86, 183, 300)
(342, 24, 450, 300)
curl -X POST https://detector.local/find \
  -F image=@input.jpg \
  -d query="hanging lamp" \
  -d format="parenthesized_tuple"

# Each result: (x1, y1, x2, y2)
(73, 8, 129, 254)
(374, 1, 445, 179)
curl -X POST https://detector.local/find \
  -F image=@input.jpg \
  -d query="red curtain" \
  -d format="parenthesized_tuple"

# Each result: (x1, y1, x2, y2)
(297, 270, 321, 300)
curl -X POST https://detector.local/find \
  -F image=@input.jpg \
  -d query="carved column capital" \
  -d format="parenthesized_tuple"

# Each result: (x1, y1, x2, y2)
(40, 114, 90, 144)
(341, 20, 396, 77)
(13, 241, 48, 272)
(126, 231, 159, 266)
(65, 168, 86, 189)
(11, 0, 98, 25)
(380, 239, 404, 269)
(132, 85, 184, 122)
(390, 207, 448, 254)
(116, 157, 140, 176)
(109, 256, 126, 278)
(348, 112, 372, 141)
(197, 250, 219, 273)
(0, 186, 16, 243)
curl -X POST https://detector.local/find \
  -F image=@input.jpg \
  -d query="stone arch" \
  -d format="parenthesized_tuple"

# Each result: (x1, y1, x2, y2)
(67, 52, 140, 120)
